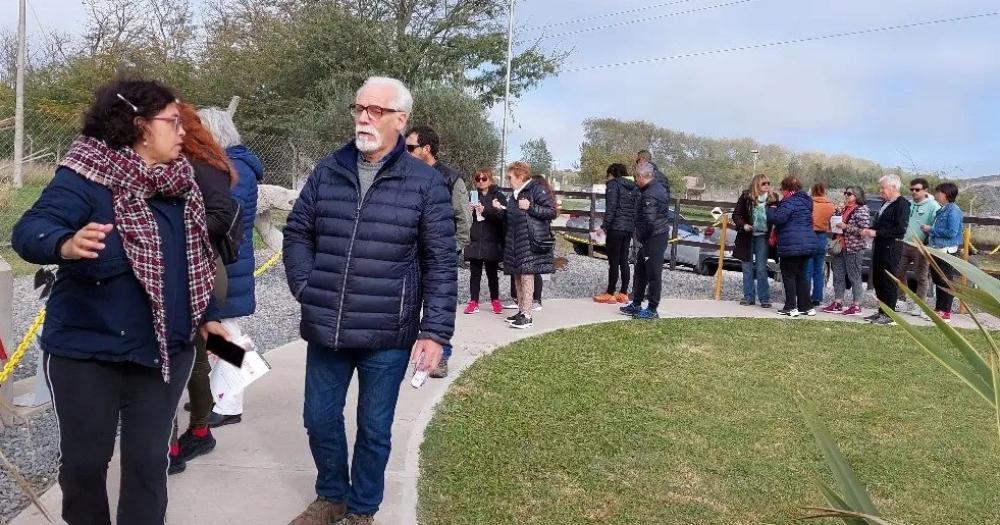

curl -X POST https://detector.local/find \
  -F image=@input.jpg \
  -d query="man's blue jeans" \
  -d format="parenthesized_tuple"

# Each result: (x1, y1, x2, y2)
(741, 234, 770, 304)
(805, 232, 829, 305)
(442, 345, 452, 362)
(304, 344, 410, 515)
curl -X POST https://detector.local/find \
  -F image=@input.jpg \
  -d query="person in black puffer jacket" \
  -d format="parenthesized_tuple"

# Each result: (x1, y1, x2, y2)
(494, 161, 556, 329)
(595, 163, 638, 304)
(463, 168, 508, 315)
(621, 161, 671, 319)
(767, 175, 815, 317)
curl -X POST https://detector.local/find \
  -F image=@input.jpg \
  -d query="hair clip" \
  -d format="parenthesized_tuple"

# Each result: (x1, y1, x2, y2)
(116, 93, 139, 113)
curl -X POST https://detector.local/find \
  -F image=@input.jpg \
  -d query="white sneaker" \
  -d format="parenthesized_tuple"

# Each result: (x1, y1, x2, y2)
(895, 302, 911, 315)
(801, 309, 817, 316)
(502, 301, 518, 310)
(532, 302, 543, 311)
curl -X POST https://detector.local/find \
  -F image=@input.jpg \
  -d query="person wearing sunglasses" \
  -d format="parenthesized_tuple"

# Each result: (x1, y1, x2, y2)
(463, 168, 508, 316)
(732, 173, 777, 308)
(822, 186, 871, 316)
(283, 77, 456, 525)
(403, 125, 472, 379)
(893, 177, 940, 317)
(12, 79, 228, 524)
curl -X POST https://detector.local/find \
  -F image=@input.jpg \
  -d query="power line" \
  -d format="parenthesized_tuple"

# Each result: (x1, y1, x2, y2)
(522, 0, 702, 32)
(540, 0, 756, 40)
(561, 10, 1000, 73)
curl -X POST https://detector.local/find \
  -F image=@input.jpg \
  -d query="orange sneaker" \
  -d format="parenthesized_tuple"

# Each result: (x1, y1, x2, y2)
(614, 292, 630, 304)
(593, 293, 616, 304)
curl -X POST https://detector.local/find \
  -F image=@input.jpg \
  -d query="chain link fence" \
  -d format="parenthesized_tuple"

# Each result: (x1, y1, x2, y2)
(1, 112, 323, 187)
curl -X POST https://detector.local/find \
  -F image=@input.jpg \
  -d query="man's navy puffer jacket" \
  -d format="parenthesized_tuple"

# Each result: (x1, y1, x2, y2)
(282, 137, 457, 350)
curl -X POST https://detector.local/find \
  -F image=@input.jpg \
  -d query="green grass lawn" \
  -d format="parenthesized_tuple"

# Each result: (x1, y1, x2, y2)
(419, 319, 1000, 525)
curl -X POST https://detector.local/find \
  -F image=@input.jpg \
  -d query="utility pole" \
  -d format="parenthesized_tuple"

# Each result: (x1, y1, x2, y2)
(499, 0, 516, 179)
(750, 149, 759, 178)
(13, 0, 27, 188)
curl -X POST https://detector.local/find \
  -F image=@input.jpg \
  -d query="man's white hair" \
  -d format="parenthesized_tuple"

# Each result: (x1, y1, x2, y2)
(197, 107, 242, 149)
(879, 174, 902, 190)
(357, 76, 414, 113)
(636, 161, 655, 178)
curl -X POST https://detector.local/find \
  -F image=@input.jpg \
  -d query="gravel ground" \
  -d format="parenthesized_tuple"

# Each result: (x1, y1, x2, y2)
(0, 249, 809, 523)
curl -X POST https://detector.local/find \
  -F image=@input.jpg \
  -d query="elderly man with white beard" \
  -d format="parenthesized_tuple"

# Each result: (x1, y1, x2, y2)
(283, 76, 457, 525)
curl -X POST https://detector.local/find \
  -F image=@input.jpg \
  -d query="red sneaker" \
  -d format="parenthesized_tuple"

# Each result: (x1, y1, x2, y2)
(842, 304, 863, 316)
(491, 299, 503, 314)
(820, 302, 843, 313)
(937, 310, 952, 323)
(463, 301, 480, 314)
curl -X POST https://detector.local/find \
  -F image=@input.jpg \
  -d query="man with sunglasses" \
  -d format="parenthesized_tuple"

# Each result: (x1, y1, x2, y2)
(404, 125, 472, 378)
(894, 177, 940, 316)
(284, 77, 457, 525)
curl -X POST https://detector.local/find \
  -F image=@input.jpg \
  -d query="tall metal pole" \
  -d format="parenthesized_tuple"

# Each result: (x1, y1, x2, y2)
(13, 0, 27, 188)
(499, 0, 516, 177)
(750, 149, 759, 178)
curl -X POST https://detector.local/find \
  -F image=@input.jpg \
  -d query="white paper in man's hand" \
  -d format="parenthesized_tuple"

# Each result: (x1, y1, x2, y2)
(209, 333, 270, 404)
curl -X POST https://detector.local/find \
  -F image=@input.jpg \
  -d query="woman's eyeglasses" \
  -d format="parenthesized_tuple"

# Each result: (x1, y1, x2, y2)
(149, 116, 184, 132)
(760, 181, 770, 186)
(844, 192, 854, 197)
(475, 177, 490, 182)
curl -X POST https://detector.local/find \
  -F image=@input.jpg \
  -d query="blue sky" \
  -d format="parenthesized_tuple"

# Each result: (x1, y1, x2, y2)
(4, 0, 999, 177)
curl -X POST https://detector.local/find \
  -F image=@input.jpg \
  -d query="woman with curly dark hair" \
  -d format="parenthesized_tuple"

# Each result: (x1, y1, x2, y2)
(12, 79, 229, 524)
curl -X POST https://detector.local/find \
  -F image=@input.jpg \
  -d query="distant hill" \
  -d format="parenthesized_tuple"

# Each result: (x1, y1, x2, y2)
(960, 174, 1000, 187)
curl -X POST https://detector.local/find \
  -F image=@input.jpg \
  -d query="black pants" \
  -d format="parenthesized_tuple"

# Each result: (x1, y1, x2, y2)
(606, 230, 632, 294)
(872, 239, 903, 311)
(469, 259, 500, 302)
(44, 349, 195, 525)
(631, 233, 668, 310)
(510, 274, 542, 302)
(779, 255, 812, 312)
(931, 258, 956, 312)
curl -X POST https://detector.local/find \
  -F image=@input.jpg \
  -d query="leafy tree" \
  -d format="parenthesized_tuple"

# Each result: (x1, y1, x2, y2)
(520, 137, 553, 177)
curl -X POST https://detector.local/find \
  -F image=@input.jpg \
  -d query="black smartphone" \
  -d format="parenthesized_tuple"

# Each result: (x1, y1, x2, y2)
(206, 333, 246, 368)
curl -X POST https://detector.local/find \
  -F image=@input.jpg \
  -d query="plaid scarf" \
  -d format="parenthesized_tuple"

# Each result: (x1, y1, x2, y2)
(60, 136, 216, 382)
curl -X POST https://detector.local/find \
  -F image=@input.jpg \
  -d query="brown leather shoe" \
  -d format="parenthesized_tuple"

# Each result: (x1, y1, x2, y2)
(289, 497, 346, 525)
(335, 514, 375, 525)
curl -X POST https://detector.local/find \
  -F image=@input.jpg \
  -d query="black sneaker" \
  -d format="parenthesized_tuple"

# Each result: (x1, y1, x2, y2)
(506, 312, 523, 324)
(178, 429, 217, 462)
(776, 308, 800, 318)
(739, 299, 755, 306)
(760, 302, 772, 309)
(168, 453, 186, 475)
(510, 314, 533, 329)
(207, 412, 243, 428)
(870, 314, 896, 326)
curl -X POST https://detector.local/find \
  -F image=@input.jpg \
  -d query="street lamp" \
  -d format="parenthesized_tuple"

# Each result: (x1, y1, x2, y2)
(750, 149, 759, 176)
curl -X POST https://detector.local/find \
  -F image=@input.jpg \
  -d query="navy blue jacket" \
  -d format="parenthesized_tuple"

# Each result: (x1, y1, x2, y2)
(12, 167, 218, 367)
(635, 180, 671, 241)
(220, 145, 263, 319)
(602, 177, 638, 233)
(282, 137, 457, 350)
(767, 191, 815, 257)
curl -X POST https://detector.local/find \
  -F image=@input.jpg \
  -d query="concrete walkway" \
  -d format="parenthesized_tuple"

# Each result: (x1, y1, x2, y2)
(10, 299, 988, 525)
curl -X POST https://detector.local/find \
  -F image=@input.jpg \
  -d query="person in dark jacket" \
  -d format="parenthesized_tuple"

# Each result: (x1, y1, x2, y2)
(463, 168, 507, 315)
(594, 163, 638, 305)
(11, 79, 228, 525)
(620, 161, 670, 320)
(636, 149, 672, 199)
(283, 77, 456, 525)
(863, 174, 911, 325)
(198, 107, 264, 427)
(732, 173, 777, 308)
(167, 102, 243, 475)
(767, 175, 815, 317)
(494, 162, 556, 329)
(404, 125, 471, 379)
